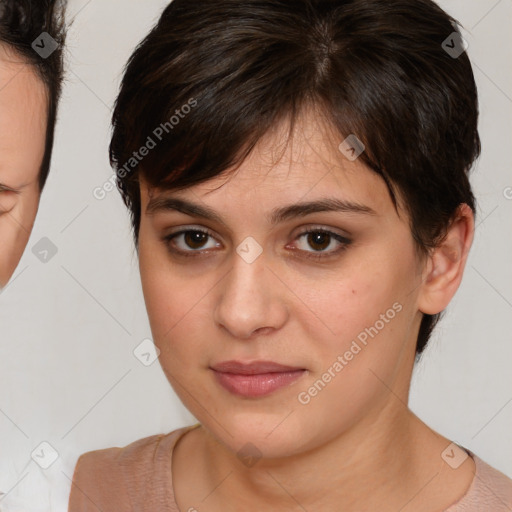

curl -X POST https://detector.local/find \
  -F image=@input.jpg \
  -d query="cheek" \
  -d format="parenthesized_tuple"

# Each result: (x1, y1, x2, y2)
(18, 191, 40, 230)
(288, 257, 402, 350)
(0, 215, 19, 286)
(138, 236, 213, 365)
(290, 238, 416, 385)
(0, 192, 17, 213)
(289, 277, 412, 446)
(0, 192, 40, 286)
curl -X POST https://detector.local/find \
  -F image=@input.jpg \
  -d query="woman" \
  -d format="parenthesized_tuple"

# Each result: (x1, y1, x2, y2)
(69, 0, 512, 510)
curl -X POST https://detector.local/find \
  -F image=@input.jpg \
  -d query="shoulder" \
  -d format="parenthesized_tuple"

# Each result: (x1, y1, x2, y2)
(68, 425, 198, 512)
(447, 452, 512, 511)
(472, 454, 512, 508)
(71, 431, 168, 484)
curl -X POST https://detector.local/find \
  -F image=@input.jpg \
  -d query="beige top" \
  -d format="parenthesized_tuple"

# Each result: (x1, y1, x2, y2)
(68, 424, 512, 511)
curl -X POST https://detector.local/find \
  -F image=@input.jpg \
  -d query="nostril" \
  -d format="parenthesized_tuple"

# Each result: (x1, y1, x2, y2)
(251, 326, 274, 337)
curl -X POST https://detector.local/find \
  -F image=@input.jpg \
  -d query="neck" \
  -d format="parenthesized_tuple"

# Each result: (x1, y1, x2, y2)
(199, 398, 444, 511)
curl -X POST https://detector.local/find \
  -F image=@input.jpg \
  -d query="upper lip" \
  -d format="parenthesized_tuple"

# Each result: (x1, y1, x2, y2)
(211, 360, 304, 375)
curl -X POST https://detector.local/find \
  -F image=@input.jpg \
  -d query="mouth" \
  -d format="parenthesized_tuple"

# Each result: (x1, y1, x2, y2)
(210, 360, 307, 398)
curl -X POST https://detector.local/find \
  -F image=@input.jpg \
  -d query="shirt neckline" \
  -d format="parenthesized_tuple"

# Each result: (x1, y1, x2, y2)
(167, 423, 202, 511)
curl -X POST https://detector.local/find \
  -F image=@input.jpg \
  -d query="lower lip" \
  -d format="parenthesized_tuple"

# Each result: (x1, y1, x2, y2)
(212, 370, 306, 398)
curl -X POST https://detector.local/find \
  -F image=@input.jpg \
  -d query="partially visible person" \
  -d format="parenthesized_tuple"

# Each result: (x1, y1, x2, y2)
(0, 2, 67, 509)
(0, 0, 66, 289)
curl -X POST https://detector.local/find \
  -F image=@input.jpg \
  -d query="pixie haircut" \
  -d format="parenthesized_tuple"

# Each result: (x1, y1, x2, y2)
(0, 0, 66, 191)
(110, 0, 480, 355)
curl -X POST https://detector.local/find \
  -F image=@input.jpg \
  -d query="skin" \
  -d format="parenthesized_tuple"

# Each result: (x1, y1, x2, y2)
(0, 44, 47, 288)
(138, 105, 475, 511)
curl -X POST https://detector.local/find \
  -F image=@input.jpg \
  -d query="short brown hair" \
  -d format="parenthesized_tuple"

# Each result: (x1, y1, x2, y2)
(109, 0, 480, 355)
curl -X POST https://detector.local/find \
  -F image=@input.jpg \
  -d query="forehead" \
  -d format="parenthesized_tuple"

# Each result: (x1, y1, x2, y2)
(0, 46, 48, 187)
(142, 108, 396, 219)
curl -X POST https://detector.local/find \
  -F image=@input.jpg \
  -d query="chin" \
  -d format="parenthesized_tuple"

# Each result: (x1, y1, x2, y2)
(201, 410, 314, 461)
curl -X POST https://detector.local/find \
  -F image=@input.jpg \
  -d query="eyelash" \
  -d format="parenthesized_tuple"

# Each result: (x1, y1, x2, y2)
(162, 227, 351, 260)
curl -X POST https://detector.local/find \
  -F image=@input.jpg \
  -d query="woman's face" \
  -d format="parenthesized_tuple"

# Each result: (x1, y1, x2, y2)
(138, 111, 428, 458)
(0, 46, 47, 288)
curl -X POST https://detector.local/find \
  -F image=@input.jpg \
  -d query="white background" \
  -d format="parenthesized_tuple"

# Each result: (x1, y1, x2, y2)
(0, 0, 511, 510)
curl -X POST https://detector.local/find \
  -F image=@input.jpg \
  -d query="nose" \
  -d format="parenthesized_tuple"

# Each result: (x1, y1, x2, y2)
(213, 250, 288, 340)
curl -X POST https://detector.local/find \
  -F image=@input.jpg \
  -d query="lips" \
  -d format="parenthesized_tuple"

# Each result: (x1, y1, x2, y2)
(210, 360, 306, 398)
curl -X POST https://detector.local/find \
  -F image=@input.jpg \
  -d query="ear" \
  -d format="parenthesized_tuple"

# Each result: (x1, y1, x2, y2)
(417, 203, 474, 315)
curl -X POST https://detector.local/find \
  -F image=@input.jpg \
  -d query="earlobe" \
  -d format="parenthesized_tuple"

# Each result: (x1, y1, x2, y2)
(418, 203, 474, 315)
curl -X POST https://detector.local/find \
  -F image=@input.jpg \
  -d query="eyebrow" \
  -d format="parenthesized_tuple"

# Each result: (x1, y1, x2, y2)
(146, 196, 377, 226)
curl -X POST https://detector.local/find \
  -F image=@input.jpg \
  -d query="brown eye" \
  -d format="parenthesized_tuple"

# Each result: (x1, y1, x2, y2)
(292, 229, 352, 260)
(183, 231, 209, 249)
(306, 232, 331, 251)
(163, 228, 221, 256)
